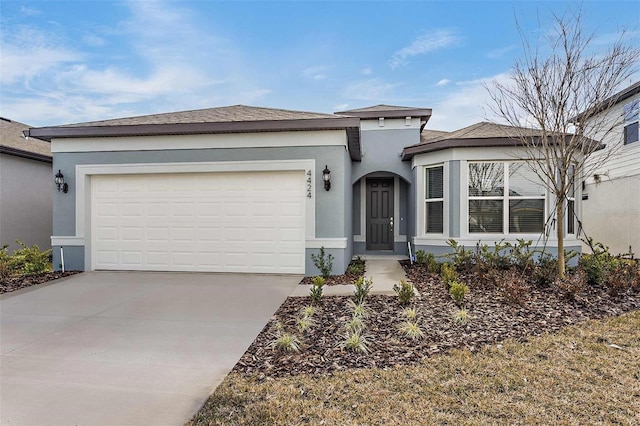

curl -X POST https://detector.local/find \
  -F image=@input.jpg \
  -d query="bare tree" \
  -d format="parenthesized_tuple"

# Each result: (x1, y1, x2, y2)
(486, 8, 639, 278)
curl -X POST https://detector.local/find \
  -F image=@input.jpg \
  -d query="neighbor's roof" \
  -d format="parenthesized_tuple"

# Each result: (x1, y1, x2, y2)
(574, 80, 640, 122)
(402, 121, 599, 160)
(335, 104, 432, 121)
(0, 117, 52, 162)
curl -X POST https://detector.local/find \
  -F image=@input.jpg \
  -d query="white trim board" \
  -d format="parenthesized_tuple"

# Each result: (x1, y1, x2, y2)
(52, 130, 348, 153)
(74, 160, 317, 271)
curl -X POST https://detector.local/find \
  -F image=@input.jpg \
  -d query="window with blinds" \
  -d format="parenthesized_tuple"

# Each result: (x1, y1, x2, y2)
(425, 165, 444, 233)
(468, 161, 545, 234)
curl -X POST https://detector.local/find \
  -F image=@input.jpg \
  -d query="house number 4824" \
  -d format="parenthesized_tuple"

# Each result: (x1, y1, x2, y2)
(306, 170, 312, 198)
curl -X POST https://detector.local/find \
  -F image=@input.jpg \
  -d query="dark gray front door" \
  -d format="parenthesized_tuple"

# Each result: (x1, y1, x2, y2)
(366, 178, 394, 250)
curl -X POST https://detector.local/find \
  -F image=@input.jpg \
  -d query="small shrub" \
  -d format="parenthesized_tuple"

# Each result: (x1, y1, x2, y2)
(496, 270, 530, 305)
(10, 241, 52, 275)
(446, 239, 474, 271)
(269, 332, 302, 352)
(533, 252, 558, 288)
(346, 256, 365, 275)
(579, 253, 605, 286)
(269, 323, 301, 353)
(554, 270, 586, 301)
(347, 300, 371, 319)
(415, 250, 440, 273)
(309, 276, 325, 304)
(402, 307, 418, 321)
(397, 321, 424, 340)
(0, 245, 13, 283)
(300, 305, 316, 318)
(393, 279, 415, 305)
(311, 246, 333, 279)
(345, 316, 366, 334)
(339, 331, 371, 353)
(509, 239, 535, 271)
(296, 315, 316, 333)
(353, 276, 373, 303)
(449, 281, 469, 306)
(604, 260, 638, 297)
(441, 263, 457, 289)
(451, 307, 470, 324)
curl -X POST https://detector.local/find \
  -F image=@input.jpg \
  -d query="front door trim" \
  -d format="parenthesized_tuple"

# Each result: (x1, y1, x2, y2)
(366, 177, 394, 250)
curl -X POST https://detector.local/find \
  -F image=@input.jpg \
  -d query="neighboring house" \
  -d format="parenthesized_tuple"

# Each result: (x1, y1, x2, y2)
(579, 81, 640, 255)
(0, 117, 53, 253)
(27, 105, 584, 276)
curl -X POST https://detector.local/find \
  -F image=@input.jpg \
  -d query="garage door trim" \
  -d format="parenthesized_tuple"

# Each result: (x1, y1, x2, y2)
(74, 160, 315, 271)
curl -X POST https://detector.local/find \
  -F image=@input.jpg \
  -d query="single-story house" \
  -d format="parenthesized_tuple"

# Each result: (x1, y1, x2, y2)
(0, 117, 53, 253)
(26, 105, 584, 276)
(579, 81, 640, 255)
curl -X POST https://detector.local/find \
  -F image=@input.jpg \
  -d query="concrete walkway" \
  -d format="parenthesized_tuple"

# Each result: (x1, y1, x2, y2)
(290, 255, 409, 297)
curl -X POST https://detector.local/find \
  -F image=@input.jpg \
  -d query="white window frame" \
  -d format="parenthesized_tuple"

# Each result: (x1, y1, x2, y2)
(623, 99, 639, 145)
(467, 161, 546, 236)
(425, 164, 445, 234)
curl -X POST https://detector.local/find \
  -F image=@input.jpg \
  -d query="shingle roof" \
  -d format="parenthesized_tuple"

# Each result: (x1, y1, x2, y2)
(402, 121, 588, 160)
(335, 104, 432, 121)
(434, 122, 544, 142)
(0, 117, 51, 162)
(574, 80, 640, 122)
(25, 105, 363, 161)
(337, 104, 423, 113)
(420, 129, 450, 144)
(58, 105, 344, 128)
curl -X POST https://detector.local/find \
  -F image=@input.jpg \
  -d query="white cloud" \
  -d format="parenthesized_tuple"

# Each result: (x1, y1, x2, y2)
(0, 0, 272, 126)
(19, 6, 41, 16)
(83, 34, 106, 47)
(302, 65, 330, 80)
(487, 45, 517, 59)
(436, 79, 451, 86)
(334, 103, 349, 112)
(389, 29, 461, 69)
(361, 67, 373, 75)
(427, 73, 512, 131)
(0, 26, 81, 85)
(343, 78, 402, 101)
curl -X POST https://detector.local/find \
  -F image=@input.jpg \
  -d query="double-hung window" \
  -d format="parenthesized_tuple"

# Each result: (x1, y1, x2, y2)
(624, 99, 639, 145)
(425, 165, 444, 233)
(468, 162, 545, 234)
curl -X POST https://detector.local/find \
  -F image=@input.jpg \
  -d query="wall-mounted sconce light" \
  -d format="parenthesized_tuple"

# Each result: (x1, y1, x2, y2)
(54, 170, 68, 193)
(322, 165, 331, 191)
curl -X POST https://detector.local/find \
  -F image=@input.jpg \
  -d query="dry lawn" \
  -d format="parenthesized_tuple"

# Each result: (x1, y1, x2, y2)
(190, 311, 640, 425)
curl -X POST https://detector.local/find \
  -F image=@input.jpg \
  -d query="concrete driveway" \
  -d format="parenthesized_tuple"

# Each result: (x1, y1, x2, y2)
(0, 272, 299, 426)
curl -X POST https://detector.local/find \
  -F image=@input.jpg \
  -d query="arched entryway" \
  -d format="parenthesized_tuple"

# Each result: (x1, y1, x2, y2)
(352, 171, 413, 255)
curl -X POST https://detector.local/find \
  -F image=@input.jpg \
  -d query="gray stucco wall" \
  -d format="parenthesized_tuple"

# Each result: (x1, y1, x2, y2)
(350, 126, 417, 257)
(351, 128, 416, 184)
(53, 145, 353, 275)
(0, 154, 53, 253)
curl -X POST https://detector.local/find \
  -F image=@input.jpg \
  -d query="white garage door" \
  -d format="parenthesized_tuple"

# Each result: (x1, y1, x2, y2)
(91, 171, 306, 273)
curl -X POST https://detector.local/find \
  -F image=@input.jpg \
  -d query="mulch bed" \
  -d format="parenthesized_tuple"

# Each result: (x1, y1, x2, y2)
(298, 258, 365, 286)
(234, 262, 640, 378)
(0, 271, 81, 294)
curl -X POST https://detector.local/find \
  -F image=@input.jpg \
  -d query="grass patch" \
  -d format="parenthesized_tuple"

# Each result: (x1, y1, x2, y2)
(190, 311, 640, 425)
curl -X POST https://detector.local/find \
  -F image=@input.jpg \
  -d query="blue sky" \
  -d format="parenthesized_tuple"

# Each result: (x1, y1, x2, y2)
(1, 0, 638, 130)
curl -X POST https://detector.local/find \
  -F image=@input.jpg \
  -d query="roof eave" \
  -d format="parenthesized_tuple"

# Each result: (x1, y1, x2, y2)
(0, 146, 52, 163)
(26, 117, 361, 142)
(336, 108, 432, 121)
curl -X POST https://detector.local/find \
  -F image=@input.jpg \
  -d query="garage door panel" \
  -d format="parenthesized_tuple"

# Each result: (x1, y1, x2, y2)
(92, 171, 305, 273)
